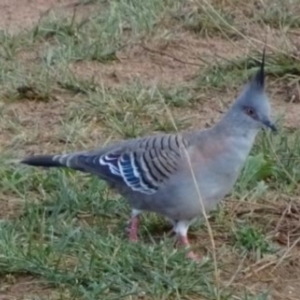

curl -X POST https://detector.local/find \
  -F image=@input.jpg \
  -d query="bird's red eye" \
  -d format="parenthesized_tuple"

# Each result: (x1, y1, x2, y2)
(245, 107, 255, 116)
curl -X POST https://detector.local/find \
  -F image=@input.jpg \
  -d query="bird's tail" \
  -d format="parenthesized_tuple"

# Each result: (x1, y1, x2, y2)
(21, 154, 70, 168)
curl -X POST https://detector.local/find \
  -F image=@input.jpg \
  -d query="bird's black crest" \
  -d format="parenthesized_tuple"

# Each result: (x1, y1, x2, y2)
(253, 47, 266, 89)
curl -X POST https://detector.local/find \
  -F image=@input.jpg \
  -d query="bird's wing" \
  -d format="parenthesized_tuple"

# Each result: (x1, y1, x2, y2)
(58, 134, 189, 194)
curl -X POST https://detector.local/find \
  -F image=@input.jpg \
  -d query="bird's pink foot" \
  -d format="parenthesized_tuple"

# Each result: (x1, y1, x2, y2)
(177, 235, 202, 262)
(186, 250, 202, 262)
(128, 216, 139, 242)
(177, 235, 190, 247)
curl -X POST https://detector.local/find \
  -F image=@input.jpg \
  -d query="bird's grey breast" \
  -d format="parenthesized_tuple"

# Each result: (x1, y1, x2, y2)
(181, 133, 256, 207)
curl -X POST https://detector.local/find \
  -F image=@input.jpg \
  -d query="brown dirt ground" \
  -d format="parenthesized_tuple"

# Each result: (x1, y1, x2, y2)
(0, 275, 68, 300)
(1, 1, 300, 300)
(69, 34, 245, 87)
(0, 0, 95, 33)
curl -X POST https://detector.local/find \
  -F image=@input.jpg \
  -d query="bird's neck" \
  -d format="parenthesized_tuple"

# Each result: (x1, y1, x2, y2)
(211, 111, 259, 158)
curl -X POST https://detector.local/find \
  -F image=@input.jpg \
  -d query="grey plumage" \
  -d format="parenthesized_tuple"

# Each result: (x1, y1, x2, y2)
(21, 49, 276, 260)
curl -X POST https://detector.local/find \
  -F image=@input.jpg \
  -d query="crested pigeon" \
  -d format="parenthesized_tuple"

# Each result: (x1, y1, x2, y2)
(21, 50, 276, 261)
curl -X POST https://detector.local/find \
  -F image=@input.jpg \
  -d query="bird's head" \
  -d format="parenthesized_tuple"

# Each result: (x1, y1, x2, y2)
(229, 48, 276, 133)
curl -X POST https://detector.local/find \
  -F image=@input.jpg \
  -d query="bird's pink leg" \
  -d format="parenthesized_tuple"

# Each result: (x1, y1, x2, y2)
(127, 209, 142, 242)
(174, 220, 202, 262)
(128, 215, 139, 242)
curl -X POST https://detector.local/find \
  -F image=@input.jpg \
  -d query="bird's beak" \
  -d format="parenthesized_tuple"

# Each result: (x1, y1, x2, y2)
(262, 119, 277, 132)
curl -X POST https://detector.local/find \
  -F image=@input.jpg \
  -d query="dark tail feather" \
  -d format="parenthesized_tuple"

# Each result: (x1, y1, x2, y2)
(21, 155, 63, 168)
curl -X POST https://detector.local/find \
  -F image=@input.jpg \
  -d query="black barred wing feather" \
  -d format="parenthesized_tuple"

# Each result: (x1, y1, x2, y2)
(76, 134, 188, 194)
(100, 151, 157, 194)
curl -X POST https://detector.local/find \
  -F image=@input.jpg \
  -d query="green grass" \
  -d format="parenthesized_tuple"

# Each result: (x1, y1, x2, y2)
(233, 224, 274, 257)
(256, 0, 300, 29)
(30, 0, 179, 64)
(1, 0, 300, 299)
(69, 83, 193, 138)
(175, 2, 239, 39)
(233, 129, 300, 197)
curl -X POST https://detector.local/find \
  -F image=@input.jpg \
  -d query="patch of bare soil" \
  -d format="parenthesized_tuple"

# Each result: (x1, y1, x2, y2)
(194, 198, 300, 299)
(0, 0, 77, 32)
(268, 81, 300, 129)
(0, 275, 66, 300)
(0, 94, 114, 156)
(221, 250, 300, 300)
(0, 195, 24, 220)
(0, 97, 70, 155)
(70, 33, 246, 88)
(273, 100, 300, 129)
